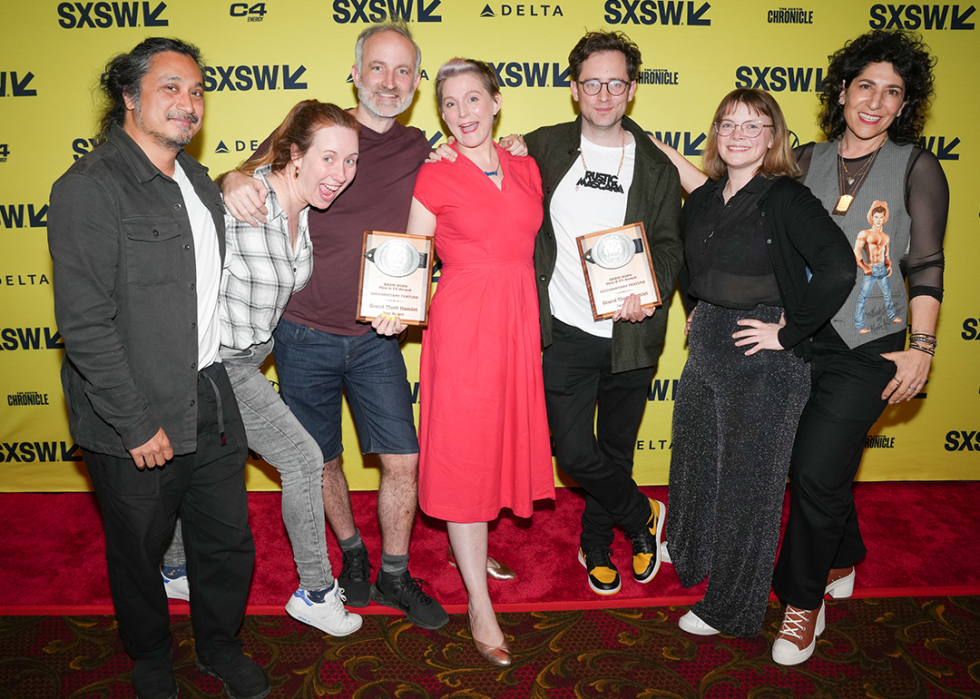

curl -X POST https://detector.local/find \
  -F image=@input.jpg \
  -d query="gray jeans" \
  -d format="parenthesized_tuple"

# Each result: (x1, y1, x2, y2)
(164, 339, 333, 590)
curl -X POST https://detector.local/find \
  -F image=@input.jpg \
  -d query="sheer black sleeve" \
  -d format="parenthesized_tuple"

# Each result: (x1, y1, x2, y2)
(903, 147, 948, 302)
(793, 142, 815, 182)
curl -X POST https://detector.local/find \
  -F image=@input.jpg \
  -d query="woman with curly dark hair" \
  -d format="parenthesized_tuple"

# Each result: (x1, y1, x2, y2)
(769, 28, 948, 665)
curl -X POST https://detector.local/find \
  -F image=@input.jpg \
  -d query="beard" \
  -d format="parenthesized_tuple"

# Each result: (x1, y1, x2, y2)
(356, 83, 413, 119)
(135, 105, 199, 152)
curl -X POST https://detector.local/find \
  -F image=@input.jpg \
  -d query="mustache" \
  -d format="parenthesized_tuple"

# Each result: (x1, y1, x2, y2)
(167, 110, 199, 124)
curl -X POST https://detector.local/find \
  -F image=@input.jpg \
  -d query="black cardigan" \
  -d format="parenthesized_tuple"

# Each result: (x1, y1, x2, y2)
(682, 175, 855, 360)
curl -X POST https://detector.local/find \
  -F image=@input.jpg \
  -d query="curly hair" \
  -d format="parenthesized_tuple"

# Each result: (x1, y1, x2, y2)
(568, 30, 642, 82)
(97, 37, 204, 144)
(819, 29, 936, 145)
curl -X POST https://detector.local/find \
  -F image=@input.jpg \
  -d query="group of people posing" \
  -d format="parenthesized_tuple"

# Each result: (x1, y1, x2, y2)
(47, 20, 946, 699)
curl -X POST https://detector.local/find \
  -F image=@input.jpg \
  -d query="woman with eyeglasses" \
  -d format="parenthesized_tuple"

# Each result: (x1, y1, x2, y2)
(664, 88, 854, 639)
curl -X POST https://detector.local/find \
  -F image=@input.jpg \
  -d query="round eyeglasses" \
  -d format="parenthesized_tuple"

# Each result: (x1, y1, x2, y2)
(714, 120, 774, 138)
(577, 79, 629, 96)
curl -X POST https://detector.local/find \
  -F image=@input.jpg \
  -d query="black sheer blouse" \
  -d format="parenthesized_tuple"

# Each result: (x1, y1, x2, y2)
(685, 175, 782, 310)
(795, 142, 948, 302)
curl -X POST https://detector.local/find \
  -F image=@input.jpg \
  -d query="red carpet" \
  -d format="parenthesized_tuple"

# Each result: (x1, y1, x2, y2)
(1, 482, 978, 614)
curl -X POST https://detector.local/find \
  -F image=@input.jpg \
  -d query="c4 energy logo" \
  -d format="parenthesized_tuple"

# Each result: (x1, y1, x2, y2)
(869, 4, 975, 29)
(0, 327, 63, 351)
(768, 6, 813, 23)
(332, 0, 442, 23)
(0, 72, 36, 97)
(230, 2, 266, 20)
(653, 130, 706, 156)
(0, 204, 47, 229)
(480, 3, 564, 16)
(489, 61, 569, 87)
(945, 431, 980, 451)
(7, 392, 50, 407)
(734, 66, 824, 91)
(920, 135, 961, 160)
(203, 65, 307, 92)
(57, 2, 169, 28)
(0, 143, 8, 162)
(0, 442, 83, 463)
(603, 0, 711, 26)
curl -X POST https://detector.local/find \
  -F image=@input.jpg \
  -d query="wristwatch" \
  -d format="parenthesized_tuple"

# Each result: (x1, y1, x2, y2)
(364, 239, 427, 277)
(583, 232, 644, 269)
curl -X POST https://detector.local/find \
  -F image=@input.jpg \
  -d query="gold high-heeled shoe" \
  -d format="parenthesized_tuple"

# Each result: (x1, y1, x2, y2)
(473, 636, 512, 667)
(448, 544, 516, 581)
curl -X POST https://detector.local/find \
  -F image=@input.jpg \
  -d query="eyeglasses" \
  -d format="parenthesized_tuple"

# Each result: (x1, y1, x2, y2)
(714, 120, 774, 138)
(577, 79, 629, 96)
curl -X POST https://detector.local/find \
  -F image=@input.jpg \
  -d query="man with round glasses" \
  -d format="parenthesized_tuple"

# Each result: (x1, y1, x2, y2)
(523, 30, 684, 597)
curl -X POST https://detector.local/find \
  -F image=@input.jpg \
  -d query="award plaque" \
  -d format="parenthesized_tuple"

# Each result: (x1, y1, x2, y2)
(576, 222, 661, 321)
(357, 231, 435, 326)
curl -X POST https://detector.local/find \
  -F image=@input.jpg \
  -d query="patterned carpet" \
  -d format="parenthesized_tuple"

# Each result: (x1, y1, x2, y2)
(4, 596, 980, 698)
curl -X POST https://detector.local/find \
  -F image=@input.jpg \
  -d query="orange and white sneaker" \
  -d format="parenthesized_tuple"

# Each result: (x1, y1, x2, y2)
(825, 566, 855, 599)
(772, 603, 825, 665)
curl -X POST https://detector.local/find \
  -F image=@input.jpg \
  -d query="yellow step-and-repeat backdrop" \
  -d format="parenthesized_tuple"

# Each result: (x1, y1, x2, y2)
(2, 0, 977, 491)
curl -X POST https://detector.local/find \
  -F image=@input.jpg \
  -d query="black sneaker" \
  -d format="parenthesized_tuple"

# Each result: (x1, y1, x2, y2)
(629, 498, 665, 584)
(371, 569, 449, 630)
(578, 546, 621, 595)
(196, 654, 270, 699)
(132, 651, 177, 699)
(338, 544, 371, 607)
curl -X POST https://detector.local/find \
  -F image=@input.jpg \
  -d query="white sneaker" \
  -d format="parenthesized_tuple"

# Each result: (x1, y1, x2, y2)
(678, 610, 720, 635)
(286, 581, 363, 637)
(162, 570, 190, 601)
(661, 542, 671, 564)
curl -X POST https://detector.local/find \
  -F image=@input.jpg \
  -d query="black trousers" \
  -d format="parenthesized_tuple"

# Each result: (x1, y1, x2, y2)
(772, 325, 905, 611)
(542, 319, 653, 550)
(84, 362, 254, 664)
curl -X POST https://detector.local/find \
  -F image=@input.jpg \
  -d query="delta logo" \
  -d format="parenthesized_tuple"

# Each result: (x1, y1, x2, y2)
(603, 0, 711, 26)
(945, 431, 980, 451)
(480, 3, 564, 17)
(734, 66, 825, 92)
(919, 135, 960, 160)
(1, 204, 48, 230)
(57, 1, 169, 28)
(214, 139, 263, 154)
(0, 71, 36, 97)
(0, 442, 83, 463)
(332, 0, 442, 23)
(203, 65, 307, 92)
(489, 61, 570, 87)
(0, 327, 64, 351)
(2, 274, 50, 287)
(652, 130, 707, 156)
(869, 4, 975, 29)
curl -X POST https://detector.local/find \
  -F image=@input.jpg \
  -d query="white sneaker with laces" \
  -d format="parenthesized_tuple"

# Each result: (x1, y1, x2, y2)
(286, 581, 363, 637)
(162, 570, 190, 601)
(678, 610, 720, 635)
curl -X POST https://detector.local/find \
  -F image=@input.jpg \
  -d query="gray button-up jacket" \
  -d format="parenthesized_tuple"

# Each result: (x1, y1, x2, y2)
(48, 124, 226, 457)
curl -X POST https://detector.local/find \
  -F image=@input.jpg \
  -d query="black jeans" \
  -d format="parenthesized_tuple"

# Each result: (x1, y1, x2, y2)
(85, 362, 254, 664)
(772, 325, 905, 611)
(542, 319, 654, 550)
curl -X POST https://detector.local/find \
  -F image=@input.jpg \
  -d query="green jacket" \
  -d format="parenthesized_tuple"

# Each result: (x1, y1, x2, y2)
(526, 115, 684, 372)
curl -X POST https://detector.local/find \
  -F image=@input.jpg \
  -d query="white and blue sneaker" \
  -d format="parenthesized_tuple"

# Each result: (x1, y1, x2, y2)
(285, 581, 363, 637)
(161, 565, 190, 601)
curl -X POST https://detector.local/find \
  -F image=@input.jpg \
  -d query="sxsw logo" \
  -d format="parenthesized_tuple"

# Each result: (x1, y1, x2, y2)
(73, 137, 98, 161)
(1, 205, 48, 229)
(230, 2, 267, 20)
(332, 0, 442, 23)
(653, 131, 706, 156)
(0, 143, 8, 163)
(0, 72, 36, 97)
(489, 62, 570, 87)
(945, 431, 980, 451)
(961, 318, 980, 339)
(57, 2, 169, 28)
(0, 442, 83, 463)
(603, 0, 711, 25)
(648, 379, 678, 401)
(480, 3, 565, 16)
(0, 328, 64, 351)
(735, 66, 825, 91)
(203, 65, 307, 92)
(919, 135, 960, 160)
(869, 4, 975, 29)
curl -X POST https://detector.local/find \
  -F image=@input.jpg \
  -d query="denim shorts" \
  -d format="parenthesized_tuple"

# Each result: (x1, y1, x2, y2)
(272, 318, 419, 461)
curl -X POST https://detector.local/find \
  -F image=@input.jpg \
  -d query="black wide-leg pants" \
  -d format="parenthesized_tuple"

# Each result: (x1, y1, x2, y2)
(772, 325, 905, 611)
(543, 319, 654, 551)
(667, 303, 809, 637)
(84, 362, 254, 664)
